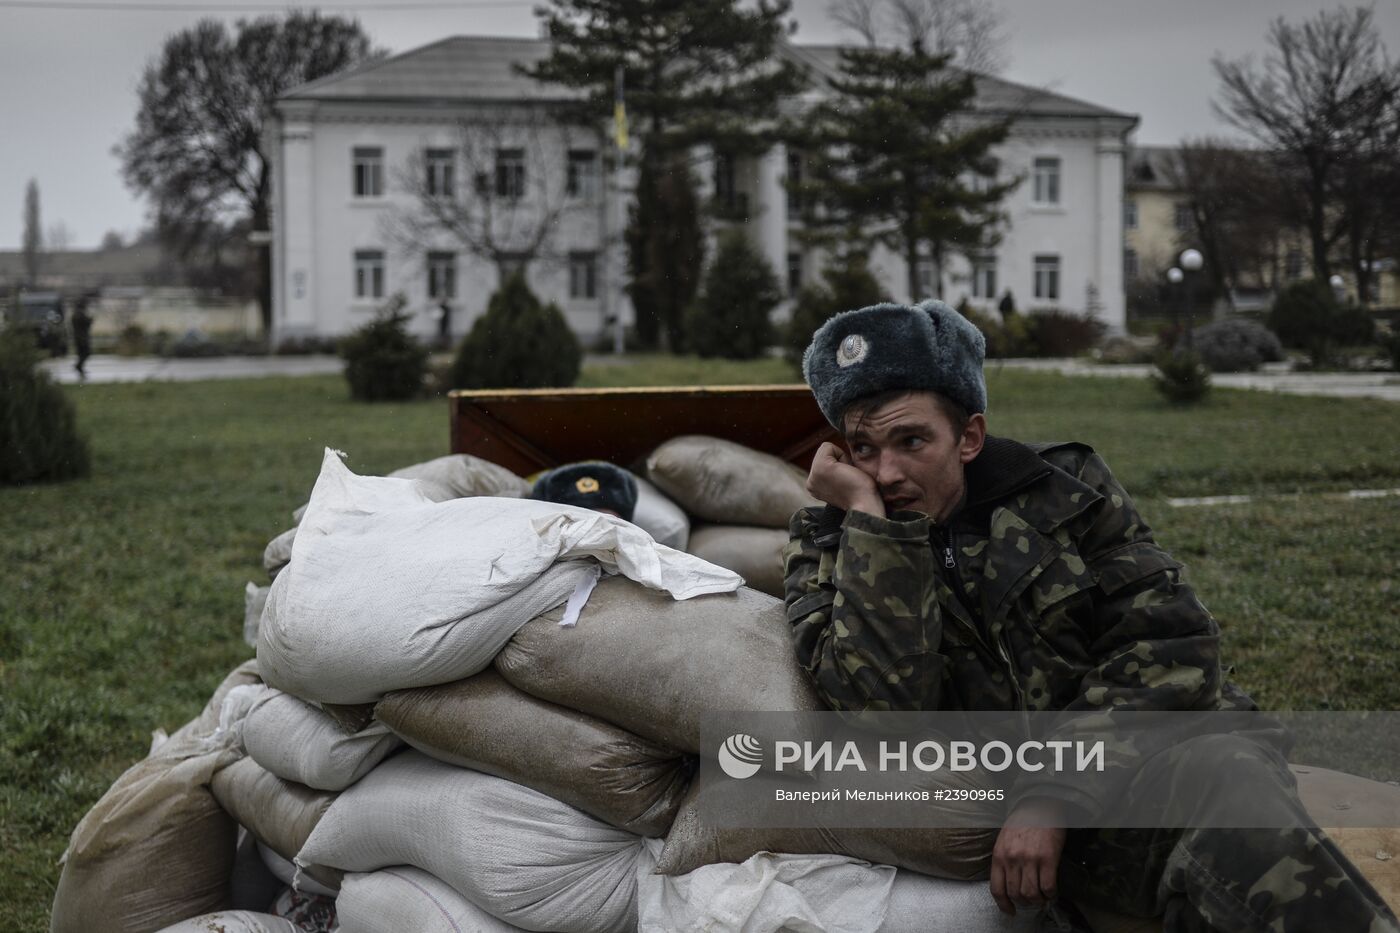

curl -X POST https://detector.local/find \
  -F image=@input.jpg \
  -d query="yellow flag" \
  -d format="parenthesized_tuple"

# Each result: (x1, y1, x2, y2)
(613, 64, 629, 152)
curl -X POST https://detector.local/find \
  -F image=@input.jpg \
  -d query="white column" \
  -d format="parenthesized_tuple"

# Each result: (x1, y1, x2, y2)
(1096, 132, 1128, 333)
(277, 104, 318, 339)
(754, 144, 789, 296)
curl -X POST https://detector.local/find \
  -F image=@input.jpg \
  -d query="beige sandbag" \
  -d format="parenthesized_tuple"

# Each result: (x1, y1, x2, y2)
(263, 527, 297, 581)
(378, 671, 691, 837)
(318, 702, 377, 734)
(387, 453, 530, 500)
(154, 913, 297, 933)
(655, 778, 997, 882)
(337, 868, 527, 933)
(687, 524, 788, 598)
(243, 690, 400, 791)
(495, 576, 822, 753)
(243, 582, 269, 648)
(210, 757, 337, 863)
(633, 477, 690, 550)
(646, 435, 817, 528)
(51, 662, 260, 933)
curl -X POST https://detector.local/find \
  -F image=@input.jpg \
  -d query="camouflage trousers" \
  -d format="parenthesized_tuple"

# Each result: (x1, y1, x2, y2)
(1057, 733, 1399, 933)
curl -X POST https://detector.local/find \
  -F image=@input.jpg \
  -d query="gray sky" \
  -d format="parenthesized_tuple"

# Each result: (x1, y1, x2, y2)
(1, 0, 1397, 250)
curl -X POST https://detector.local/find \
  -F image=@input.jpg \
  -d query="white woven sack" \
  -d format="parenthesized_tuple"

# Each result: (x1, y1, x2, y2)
(878, 871, 1036, 932)
(258, 449, 740, 704)
(388, 453, 530, 500)
(337, 868, 526, 933)
(263, 528, 297, 581)
(153, 912, 298, 933)
(297, 750, 644, 932)
(632, 477, 690, 550)
(242, 690, 400, 791)
(244, 582, 269, 647)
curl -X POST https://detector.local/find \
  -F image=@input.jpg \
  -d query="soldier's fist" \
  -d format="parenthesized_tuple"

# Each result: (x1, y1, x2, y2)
(806, 442, 884, 517)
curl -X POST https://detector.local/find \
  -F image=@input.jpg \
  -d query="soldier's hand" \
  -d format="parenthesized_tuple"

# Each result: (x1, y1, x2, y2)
(806, 442, 884, 517)
(990, 799, 1068, 915)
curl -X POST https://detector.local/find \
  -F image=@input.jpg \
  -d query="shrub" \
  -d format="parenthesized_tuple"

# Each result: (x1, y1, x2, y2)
(1098, 335, 1153, 365)
(1382, 329, 1400, 372)
(451, 273, 581, 389)
(1269, 279, 1376, 367)
(784, 252, 887, 366)
(0, 326, 90, 485)
(1189, 317, 1284, 372)
(1152, 349, 1212, 404)
(1023, 309, 1106, 357)
(339, 294, 430, 402)
(685, 230, 781, 360)
(273, 335, 339, 356)
(115, 324, 148, 356)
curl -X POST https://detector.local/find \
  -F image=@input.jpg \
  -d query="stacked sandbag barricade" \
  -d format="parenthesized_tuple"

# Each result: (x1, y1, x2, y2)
(55, 445, 1400, 933)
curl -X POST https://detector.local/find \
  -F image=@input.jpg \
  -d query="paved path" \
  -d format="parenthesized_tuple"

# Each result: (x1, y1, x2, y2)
(38, 353, 1400, 401)
(989, 359, 1400, 402)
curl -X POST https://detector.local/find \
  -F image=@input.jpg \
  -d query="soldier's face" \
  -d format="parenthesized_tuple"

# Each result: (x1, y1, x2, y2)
(843, 392, 986, 522)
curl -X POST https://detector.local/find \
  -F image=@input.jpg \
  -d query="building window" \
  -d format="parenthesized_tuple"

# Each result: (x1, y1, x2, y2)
(1124, 199, 1138, 230)
(714, 152, 744, 213)
(1285, 248, 1304, 281)
(786, 151, 804, 220)
(425, 149, 455, 199)
(1174, 202, 1193, 232)
(787, 251, 803, 295)
(569, 252, 597, 299)
(427, 251, 456, 300)
(1124, 248, 1139, 281)
(971, 254, 997, 299)
(1032, 157, 1060, 205)
(495, 149, 526, 199)
(354, 250, 385, 299)
(353, 147, 384, 198)
(1033, 254, 1060, 301)
(566, 150, 599, 200)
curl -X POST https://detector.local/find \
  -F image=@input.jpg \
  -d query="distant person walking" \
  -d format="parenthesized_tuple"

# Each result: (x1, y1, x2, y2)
(70, 296, 93, 380)
(436, 300, 452, 350)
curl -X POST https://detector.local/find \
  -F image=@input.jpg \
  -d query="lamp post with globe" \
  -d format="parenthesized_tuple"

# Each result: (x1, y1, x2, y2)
(1167, 266, 1184, 349)
(1179, 249, 1204, 349)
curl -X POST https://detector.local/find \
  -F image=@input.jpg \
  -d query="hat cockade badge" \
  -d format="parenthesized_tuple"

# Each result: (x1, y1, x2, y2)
(836, 333, 868, 368)
(575, 477, 600, 494)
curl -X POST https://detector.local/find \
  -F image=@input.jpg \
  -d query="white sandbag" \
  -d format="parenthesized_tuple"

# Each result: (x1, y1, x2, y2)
(637, 838, 895, 933)
(258, 843, 339, 897)
(388, 453, 530, 500)
(154, 912, 298, 933)
(211, 757, 337, 863)
(263, 528, 297, 581)
(632, 477, 690, 550)
(243, 690, 400, 791)
(337, 868, 526, 933)
(244, 582, 269, 647)
(297, 750, 644, 932)
(257, 449, 741, 704)
(646, 435, 817, 528)
(879, 871, 1037, 932)
(686, 524, 788, 598)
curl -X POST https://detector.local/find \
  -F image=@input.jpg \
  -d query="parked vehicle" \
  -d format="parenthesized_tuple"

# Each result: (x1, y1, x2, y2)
(7, 292, 68, 356)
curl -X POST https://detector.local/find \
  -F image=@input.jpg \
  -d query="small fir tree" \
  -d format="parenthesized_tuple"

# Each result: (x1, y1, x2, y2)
(685, 231, 781, 360)
(626, 156, 706, 351)
(338, 294, 429, 402)
(452, 273, 582, 388)
(1, 326, 90, 484)
(784, 252, 888, 366)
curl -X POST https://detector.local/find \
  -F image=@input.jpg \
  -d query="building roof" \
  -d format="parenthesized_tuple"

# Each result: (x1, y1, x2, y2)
(281, 35, 1137, 126)
(1125, 144, 1183, 191)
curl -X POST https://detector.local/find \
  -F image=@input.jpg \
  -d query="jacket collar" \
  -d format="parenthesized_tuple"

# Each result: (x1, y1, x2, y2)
(965, 436, 1101, 534)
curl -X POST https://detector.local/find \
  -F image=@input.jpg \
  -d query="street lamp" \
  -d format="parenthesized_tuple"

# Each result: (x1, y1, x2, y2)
(1179, 249, 1203, 349)
(1166, 267, 1184, 349)
(1328, 274, 1346, 303)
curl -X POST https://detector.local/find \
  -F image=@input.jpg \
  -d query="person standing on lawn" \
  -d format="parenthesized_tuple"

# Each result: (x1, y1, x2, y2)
(70, 295, 93, 380)
(784, 299, 1398, 932)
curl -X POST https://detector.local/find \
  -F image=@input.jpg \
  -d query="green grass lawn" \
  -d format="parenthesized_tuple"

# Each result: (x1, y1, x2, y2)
(2, 359, 1398, 930)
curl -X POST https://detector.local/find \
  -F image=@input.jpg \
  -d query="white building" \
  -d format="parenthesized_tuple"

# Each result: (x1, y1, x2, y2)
(265, 36, 1138, 346)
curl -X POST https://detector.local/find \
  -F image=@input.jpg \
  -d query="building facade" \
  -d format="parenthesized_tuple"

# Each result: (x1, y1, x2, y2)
(265, 36, 1140, 346)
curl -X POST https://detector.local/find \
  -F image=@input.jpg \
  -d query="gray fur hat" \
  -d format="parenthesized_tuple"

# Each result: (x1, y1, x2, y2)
(802, 299, 987, 429)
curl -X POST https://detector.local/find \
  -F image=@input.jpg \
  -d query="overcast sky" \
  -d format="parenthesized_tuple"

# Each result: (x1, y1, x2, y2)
(1, 0, 1397, 250)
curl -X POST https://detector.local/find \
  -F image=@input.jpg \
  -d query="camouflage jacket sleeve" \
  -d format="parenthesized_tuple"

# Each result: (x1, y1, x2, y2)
(782, 506, 947, 712)
(1012, 451, 1229, 817)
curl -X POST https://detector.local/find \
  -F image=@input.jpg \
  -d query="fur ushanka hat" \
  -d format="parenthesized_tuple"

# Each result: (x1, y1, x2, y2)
(530, 461, 639, 521)
(802, 299, 987, 430)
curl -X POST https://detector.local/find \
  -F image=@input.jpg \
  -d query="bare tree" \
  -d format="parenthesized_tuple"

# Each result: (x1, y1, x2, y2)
(827, 0, 1007, 73)
(385, 110, 594, 283)
(22, 179, 41, 286)
(46, 222, 74, 254)
(1213, 6, 1400, 286)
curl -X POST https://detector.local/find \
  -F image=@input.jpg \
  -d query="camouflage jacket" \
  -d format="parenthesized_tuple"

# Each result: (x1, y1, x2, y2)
(782, 436, 1256, 815)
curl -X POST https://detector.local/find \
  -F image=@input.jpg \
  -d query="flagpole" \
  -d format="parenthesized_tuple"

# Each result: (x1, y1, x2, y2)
(611, 63, 628, 355)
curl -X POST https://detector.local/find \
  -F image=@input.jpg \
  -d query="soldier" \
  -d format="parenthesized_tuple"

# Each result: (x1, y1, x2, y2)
(784, 300, 1397, 932)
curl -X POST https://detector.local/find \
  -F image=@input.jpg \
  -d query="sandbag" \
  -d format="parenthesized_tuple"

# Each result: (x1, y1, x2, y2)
(337, 868, 527, 933)
(879, 871, 1036, 932)
(387, 453, 530, 500)
(230, 828, 284, 913)
(257, 450, 740, 704)
(646, 435, 817, 528)
(656, 779, 997, 882)
(686, 524, 788, 598)
(153, 913, 298, 933)
(496, 576, 822, 753)
(263, 528, 297, 581)
(297, 750, 644, 933)
(242, 690, 400, 791)
(378, 671, 691, 837)
(632, 477, 690, 550)
(51, 662, 260, 933)
(210, 757, 337, 863)
(258, 843, 339, 897)
(244, 583, 269, 648)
